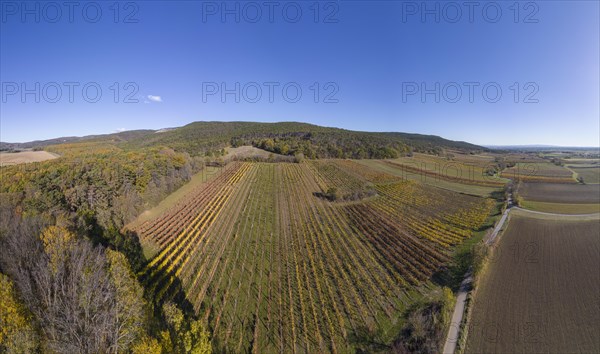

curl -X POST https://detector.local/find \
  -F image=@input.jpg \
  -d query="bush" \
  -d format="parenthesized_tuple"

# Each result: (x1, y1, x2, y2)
(325, 187, 340, 201)
(394, 287, 455, 353)
(294, 152, 305, 163)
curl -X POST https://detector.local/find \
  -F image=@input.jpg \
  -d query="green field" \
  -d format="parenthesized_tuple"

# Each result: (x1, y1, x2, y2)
(564, 158, 600, 164)
(520, 200, 600, 215)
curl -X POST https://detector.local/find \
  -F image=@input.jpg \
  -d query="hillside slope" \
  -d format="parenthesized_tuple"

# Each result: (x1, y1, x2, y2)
(125, 121, 484, 158)
(2, 121, 485, 158)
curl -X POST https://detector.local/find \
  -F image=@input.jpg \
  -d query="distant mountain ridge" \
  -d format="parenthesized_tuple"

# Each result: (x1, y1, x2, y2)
(486, 145, 600, 152)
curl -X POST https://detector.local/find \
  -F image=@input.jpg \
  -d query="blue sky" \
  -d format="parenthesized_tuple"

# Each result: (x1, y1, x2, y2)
(1, 0, 598, 146)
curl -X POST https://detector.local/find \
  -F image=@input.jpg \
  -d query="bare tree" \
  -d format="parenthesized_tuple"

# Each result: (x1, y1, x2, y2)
(0, 224, 146, 353)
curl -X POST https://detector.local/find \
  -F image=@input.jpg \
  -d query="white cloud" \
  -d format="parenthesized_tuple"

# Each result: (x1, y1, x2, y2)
(147, 95, 162, 103)
(114, 128, 126, 133)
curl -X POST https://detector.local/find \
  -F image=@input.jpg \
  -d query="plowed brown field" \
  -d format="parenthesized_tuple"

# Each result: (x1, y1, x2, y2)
(466, 214, 600, 353)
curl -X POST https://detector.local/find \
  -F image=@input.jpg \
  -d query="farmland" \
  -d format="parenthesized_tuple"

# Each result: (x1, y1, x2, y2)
(2, 0, 598, 349)
(1, 126, 597, 353)
(520, 200, 600, 215)
(0, 150, 58, 166)
(352, 159, 503, 197)
(386, 153, 508, 185)
(518, 182, 600, 204)
(501, 162, 574, 183)
(570, 166, 600, 184)
(563, 156, 600, 184)
(129, 160, 495, 352)
(465, 213, 600, 353)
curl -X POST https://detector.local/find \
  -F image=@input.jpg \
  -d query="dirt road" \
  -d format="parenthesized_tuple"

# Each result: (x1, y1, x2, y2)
(442, 205, 512, 353)
(442, 273, 473, 354)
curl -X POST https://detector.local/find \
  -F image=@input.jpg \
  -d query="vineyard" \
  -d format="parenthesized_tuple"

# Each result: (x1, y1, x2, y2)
(501, 162, 575, 183)
(129, 161, 495, 352)
(383, 153, 508, 187)
(382, 160, 506, 187)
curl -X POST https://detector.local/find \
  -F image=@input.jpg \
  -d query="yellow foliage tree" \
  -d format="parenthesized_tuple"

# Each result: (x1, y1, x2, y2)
(186, 319, 211, 354)
(40, 225, 75, 274)
(0, 273, 37, 353)
(131, 335, 162, 354)
(162, 302, 211, 354)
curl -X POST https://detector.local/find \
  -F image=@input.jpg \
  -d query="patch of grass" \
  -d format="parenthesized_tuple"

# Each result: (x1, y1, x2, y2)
(142, 239, 161, 260)
(442, 200, 504, 290)
(521, 200, 600, 214)
(387, 287, 456, 354)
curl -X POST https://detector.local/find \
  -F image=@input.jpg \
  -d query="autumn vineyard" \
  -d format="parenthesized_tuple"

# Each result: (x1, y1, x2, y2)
(130, 161, 495, 352)
(2, 1, 599, 350)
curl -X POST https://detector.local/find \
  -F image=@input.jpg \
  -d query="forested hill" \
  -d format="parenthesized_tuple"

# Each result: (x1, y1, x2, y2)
(2, 121, 484, 158)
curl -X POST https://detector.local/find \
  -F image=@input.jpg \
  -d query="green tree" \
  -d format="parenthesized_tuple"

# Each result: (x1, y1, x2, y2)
(279, 143, 290, 155)
(262, 138, 275, 151)
(106, 249, 146, 353)
(131, 335, 162, 354)
(162, 302, 211, 354)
